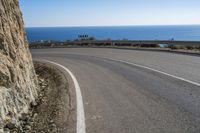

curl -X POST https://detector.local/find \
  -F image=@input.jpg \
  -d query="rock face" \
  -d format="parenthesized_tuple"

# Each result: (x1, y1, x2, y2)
(0, 0, 38, 131)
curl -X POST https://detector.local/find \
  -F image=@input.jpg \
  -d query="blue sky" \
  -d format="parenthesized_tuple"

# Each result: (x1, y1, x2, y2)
(19, 0, 200, 27)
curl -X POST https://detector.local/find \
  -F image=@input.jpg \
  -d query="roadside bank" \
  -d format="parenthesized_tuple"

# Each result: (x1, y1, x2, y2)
(3, 61, 73, 133)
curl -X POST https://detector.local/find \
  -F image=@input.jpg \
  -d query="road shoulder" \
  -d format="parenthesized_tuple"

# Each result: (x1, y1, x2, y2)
(30, 61, 74, 133)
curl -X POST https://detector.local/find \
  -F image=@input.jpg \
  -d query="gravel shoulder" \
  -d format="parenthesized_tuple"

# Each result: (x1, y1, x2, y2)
(27, 61, 71, 133)
(28, 61, 76, 133)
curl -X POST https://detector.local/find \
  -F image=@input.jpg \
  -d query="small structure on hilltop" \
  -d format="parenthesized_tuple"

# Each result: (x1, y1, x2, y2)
(78, 35, 89, 40)
(78, 35, 95, 41)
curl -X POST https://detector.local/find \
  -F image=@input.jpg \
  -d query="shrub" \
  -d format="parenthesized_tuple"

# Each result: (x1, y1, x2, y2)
(169, 45, 179, 50)
(185, 45, 194, 50)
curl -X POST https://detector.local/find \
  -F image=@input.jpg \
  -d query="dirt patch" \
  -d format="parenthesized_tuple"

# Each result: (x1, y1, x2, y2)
(30, 62, 71, 133)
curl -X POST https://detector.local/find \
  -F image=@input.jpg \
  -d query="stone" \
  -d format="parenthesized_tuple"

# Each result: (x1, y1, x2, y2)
(24, 125, 31, 130)
(49, 120, 54, 124)
(39, 78, 44, 82)
(50, 123, 56, 128)
(33, 113, 38, 118)
(0, 128, 4, 133)
(30, 101, 38, 108)
(5, 122, 17, 129)
(19, 113, 28, 121)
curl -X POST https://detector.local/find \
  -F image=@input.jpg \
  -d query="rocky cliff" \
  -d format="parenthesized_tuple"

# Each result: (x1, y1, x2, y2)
(0, 0, 38, 131)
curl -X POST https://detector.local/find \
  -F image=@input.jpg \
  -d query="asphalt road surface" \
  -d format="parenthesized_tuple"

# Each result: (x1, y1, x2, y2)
(31, 48, 200, 133)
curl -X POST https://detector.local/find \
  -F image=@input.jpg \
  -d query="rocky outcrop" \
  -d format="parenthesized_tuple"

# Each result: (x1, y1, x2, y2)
(0, 0, 38, 132)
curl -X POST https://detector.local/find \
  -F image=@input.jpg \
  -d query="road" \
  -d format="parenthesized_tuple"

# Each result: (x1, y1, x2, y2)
(31, 48, 200, 133)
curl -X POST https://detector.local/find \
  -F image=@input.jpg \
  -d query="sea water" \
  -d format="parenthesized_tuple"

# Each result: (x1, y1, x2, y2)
(26, 25, 200, 42)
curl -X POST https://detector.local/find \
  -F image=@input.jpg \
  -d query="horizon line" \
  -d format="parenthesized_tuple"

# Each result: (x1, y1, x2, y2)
(25, 24, 200, 28)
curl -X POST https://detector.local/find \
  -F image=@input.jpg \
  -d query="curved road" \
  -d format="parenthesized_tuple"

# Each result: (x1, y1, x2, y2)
(31, 48, 200, 133)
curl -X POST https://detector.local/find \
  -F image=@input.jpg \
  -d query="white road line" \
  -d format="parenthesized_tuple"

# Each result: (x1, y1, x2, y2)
(106, 58, 200, 87)
(45, 60, 86, 133)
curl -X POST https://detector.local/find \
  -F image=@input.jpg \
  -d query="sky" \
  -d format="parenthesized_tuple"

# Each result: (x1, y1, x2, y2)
(19, 0, 200, 27)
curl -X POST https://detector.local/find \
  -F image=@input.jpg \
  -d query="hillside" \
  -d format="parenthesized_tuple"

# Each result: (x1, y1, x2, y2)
(0, 0, 38, 132)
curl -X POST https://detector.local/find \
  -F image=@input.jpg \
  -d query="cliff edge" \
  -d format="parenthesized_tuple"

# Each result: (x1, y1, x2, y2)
(0, 0, 38, 131)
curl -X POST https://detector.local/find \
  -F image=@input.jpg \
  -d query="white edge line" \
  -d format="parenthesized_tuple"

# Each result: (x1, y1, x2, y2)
(107, 58, 200, 87)
(44, 60, 86, 133)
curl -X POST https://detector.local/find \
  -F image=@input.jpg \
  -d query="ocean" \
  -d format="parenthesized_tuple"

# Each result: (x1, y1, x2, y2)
(25, 25, 200, 42)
